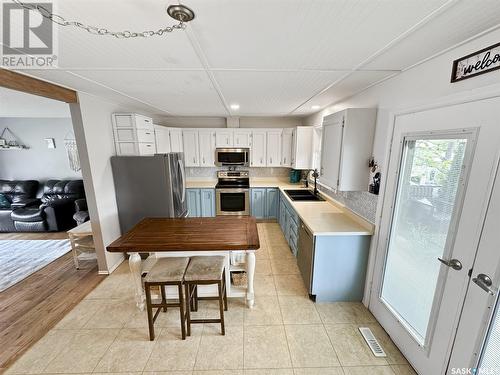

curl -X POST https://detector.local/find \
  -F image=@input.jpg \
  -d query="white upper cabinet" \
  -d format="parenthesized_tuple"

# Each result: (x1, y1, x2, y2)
(198, 130, 216, 167)
(320, 108, 376, 191)
(182, 130, 200, 167)
(154, 125, 171, 154)
(266, 130, 282, 167)
(292, 126, 313, 170)
(233, 129, 252, 148)
(251, 130, 267, 167)
(169, 128, 184, 153)
(215, 129, 234, 148)
(281, 128, 294, 167)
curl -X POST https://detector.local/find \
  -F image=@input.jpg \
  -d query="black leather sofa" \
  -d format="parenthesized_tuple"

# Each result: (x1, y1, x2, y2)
(0, 180, 39, 232)
(1, 179, 86, 232)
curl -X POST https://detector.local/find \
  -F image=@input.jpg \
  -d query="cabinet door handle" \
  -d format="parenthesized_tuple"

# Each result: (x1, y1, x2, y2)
(284, 157, 286, 163)
(193, 157, 196, 163)
(270, 157, 273, 164)
(203, 157, 205, 164)
(260, 158, 263, 164)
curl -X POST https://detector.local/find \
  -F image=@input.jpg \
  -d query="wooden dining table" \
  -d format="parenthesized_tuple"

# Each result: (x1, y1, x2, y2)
(107, 217, 260, 310)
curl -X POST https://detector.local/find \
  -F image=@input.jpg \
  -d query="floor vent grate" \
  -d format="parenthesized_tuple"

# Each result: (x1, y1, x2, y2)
(358, 327, 387, 357)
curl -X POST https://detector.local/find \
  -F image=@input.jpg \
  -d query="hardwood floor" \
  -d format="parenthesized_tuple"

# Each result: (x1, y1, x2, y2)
(0, 233, 105, 372)
(0, 231, 69, 240)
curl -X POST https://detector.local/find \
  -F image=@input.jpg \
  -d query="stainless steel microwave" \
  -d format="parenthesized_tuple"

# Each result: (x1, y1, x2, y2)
(215, 148, 249, 167)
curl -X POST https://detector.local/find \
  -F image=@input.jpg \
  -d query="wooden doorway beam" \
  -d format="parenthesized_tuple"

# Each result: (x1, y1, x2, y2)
(0, 68, 77, 103)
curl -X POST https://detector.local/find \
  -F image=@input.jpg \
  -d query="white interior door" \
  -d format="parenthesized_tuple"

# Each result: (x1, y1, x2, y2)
(370, 96, 500, 375)
(448, 156, 500, 373)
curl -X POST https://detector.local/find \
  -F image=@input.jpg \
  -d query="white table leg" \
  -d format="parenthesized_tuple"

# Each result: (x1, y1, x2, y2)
(246, 251, 256, 308)
(129, 252, 144, 310)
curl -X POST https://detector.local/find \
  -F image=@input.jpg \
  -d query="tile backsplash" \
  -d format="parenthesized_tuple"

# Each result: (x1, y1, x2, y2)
(186, 167, 291, 178)
(317, 185, 378, 224)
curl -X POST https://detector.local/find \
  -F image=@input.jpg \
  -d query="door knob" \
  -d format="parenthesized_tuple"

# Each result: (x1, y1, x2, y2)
(438, 257, 463, 271)
(473, 273, 496, 295)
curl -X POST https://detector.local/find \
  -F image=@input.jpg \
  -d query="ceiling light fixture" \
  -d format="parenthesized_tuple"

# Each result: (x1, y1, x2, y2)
(230, 104, 240, 110)
(10, 0, 195, 38)
(311, 105, 320, 110)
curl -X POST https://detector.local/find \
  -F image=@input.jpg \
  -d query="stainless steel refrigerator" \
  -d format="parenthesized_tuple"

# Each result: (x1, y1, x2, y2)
(111, 153, 187, 234)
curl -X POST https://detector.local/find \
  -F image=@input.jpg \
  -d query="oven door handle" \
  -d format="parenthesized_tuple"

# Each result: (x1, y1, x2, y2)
(216, 188, 249, 193)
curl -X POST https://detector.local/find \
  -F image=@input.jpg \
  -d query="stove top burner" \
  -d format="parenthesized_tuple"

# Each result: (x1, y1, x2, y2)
(216, 170, 250, 189)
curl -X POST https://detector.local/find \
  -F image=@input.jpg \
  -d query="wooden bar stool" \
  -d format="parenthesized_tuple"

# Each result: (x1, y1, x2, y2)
(184, 256, 228, 336)
(144, 257, 189, 341)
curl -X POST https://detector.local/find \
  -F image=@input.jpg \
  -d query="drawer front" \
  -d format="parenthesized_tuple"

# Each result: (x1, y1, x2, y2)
(138, 143, 155, 155)
(137, 128, 155, 143)
(114, 114, 134, 128)
(135, 115, 154, 130)
(289, 230, 298, 252)
(115, 128, 135, 142)
(287, 207, 299, 227)
(116, 142, 137, 155)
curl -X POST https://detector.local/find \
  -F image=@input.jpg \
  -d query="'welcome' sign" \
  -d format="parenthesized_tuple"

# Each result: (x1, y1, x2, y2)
(451, 42, 500, 82)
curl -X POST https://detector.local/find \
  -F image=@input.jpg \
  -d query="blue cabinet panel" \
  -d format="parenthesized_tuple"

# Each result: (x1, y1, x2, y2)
(312, 235, 371, 302)
(200, 189, 215, 217)
(186, 188, 201, 217)
(251, 188, 266, 219)
(266, 188, 279, 219)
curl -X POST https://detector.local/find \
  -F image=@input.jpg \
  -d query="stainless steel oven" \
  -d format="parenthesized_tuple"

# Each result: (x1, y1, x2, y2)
(215, 170, 250, 216)
(216, 188, 250, 216)
(215, 148, 249, 167)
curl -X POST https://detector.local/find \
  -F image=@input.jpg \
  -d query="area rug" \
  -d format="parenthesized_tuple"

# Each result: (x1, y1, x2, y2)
(0, 239, 71, 292)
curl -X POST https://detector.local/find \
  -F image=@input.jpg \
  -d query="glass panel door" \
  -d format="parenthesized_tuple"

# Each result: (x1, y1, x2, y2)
(381, 136, 469, 345)
(477, 295, 500, 372)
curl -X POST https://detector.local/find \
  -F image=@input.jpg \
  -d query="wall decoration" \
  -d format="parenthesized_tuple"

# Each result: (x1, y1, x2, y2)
(0, 127, 29, 150)
(44, 138, 56, 149)
(451, 42, 500, 82)
(64, 132, 81, 172)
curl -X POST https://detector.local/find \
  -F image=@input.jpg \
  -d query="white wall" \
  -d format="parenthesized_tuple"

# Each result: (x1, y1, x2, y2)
(305, 29, 500, 174)
(0, 117, 82, 182)
(70, 93, 136, 273)
(0, 87, 70, 118)
(304, 28, 500, 305)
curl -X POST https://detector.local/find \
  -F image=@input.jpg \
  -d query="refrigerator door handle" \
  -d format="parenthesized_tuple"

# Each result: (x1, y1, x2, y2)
(178, 158, 186, 203)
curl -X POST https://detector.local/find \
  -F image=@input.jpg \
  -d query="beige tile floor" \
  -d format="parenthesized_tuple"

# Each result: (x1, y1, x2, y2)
(6, 223, 416, 375)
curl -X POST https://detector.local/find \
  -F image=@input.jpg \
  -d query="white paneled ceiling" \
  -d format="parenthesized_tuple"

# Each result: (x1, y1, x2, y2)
(9, 0, 500, 117)
(213, 70, 346, 115)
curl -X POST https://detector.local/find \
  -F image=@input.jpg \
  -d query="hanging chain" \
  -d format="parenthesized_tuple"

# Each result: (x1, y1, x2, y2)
(10, 0, 186, 38)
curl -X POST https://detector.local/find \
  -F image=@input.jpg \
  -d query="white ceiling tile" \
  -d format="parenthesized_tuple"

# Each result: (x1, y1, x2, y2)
(293, 70, 397, 114)
(71, 70, 227, 116)
(53, 0, 202, 69)
(213, 70, 346, 115)
(186, 0, 448, 70)
(15, 69, 171, 116)
(364, 0, 500, 70)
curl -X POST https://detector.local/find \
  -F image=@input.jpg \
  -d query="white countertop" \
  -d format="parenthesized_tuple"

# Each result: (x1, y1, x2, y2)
(185, 177, 374, 236)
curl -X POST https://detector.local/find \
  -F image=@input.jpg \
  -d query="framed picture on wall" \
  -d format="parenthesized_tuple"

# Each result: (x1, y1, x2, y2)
(451, 42, 500, 82)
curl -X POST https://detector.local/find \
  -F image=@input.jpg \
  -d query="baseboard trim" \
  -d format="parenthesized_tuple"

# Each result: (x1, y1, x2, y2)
(98, 255, 125, 275)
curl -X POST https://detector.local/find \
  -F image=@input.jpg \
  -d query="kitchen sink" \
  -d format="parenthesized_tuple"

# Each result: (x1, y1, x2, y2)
(284, 189, 325, 201)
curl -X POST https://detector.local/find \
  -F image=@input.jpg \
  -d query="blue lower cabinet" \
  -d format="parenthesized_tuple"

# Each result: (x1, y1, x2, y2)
(187, 188, 215, 217)
(251, 188, 266, 219)
(186, 188, 201, 217)
(266, 188, 279, 219)
(200, 189, 216, 217)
